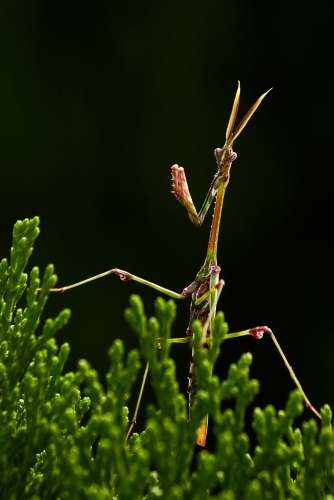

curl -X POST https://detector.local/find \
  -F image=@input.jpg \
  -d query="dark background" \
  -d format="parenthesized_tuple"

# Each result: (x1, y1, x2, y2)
(1, 1, 333, 448)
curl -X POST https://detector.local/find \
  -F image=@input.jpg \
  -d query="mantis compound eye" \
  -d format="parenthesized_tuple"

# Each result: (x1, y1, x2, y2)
(214, 148, 222, 161)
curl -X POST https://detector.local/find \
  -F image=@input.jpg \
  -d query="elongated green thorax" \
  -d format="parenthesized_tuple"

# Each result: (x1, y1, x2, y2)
(205, 182, 226, 265)
(205, 140, 234, 265)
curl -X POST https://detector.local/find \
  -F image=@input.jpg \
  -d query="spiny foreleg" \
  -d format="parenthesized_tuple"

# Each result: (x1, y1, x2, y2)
(171, 150, 236, 227)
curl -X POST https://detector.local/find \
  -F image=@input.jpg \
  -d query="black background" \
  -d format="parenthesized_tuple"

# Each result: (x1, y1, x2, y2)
(1, 1, 333, 448)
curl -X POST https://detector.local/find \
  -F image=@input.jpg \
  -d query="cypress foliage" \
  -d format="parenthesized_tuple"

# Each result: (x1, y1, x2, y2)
(1, 217, 333, 499)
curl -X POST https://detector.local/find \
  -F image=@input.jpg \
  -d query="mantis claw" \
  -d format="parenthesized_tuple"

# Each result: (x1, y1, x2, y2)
(171, 165, 202, 226)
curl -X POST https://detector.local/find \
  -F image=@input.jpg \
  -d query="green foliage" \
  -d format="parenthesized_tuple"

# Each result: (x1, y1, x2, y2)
(1, 218, 334, 499)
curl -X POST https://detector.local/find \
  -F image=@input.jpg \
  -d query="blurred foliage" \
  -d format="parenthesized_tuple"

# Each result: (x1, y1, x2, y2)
(1, 217, 334, 499)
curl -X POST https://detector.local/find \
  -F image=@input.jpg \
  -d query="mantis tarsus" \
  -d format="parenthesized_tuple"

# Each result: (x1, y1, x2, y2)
(48, 82, 321, 446)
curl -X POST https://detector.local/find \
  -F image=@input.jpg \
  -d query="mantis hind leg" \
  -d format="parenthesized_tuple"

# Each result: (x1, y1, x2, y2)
(225, 325, 322, 420)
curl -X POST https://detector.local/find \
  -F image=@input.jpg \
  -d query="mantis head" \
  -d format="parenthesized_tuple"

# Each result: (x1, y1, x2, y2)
(171, 82, 272, 227)
(214, 82, 272, 169)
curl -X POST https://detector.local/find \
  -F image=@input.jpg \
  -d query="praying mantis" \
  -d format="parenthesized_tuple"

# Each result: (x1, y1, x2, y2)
(48, 82, 321, 446)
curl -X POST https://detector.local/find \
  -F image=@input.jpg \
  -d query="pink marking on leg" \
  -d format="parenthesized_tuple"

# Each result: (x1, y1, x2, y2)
(248, 326, 272, 340)
(111, 268, 132, 282)
(209, 264, 221, 274)
(216, 279, 225, 290)
(181, 281, 198, 298)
